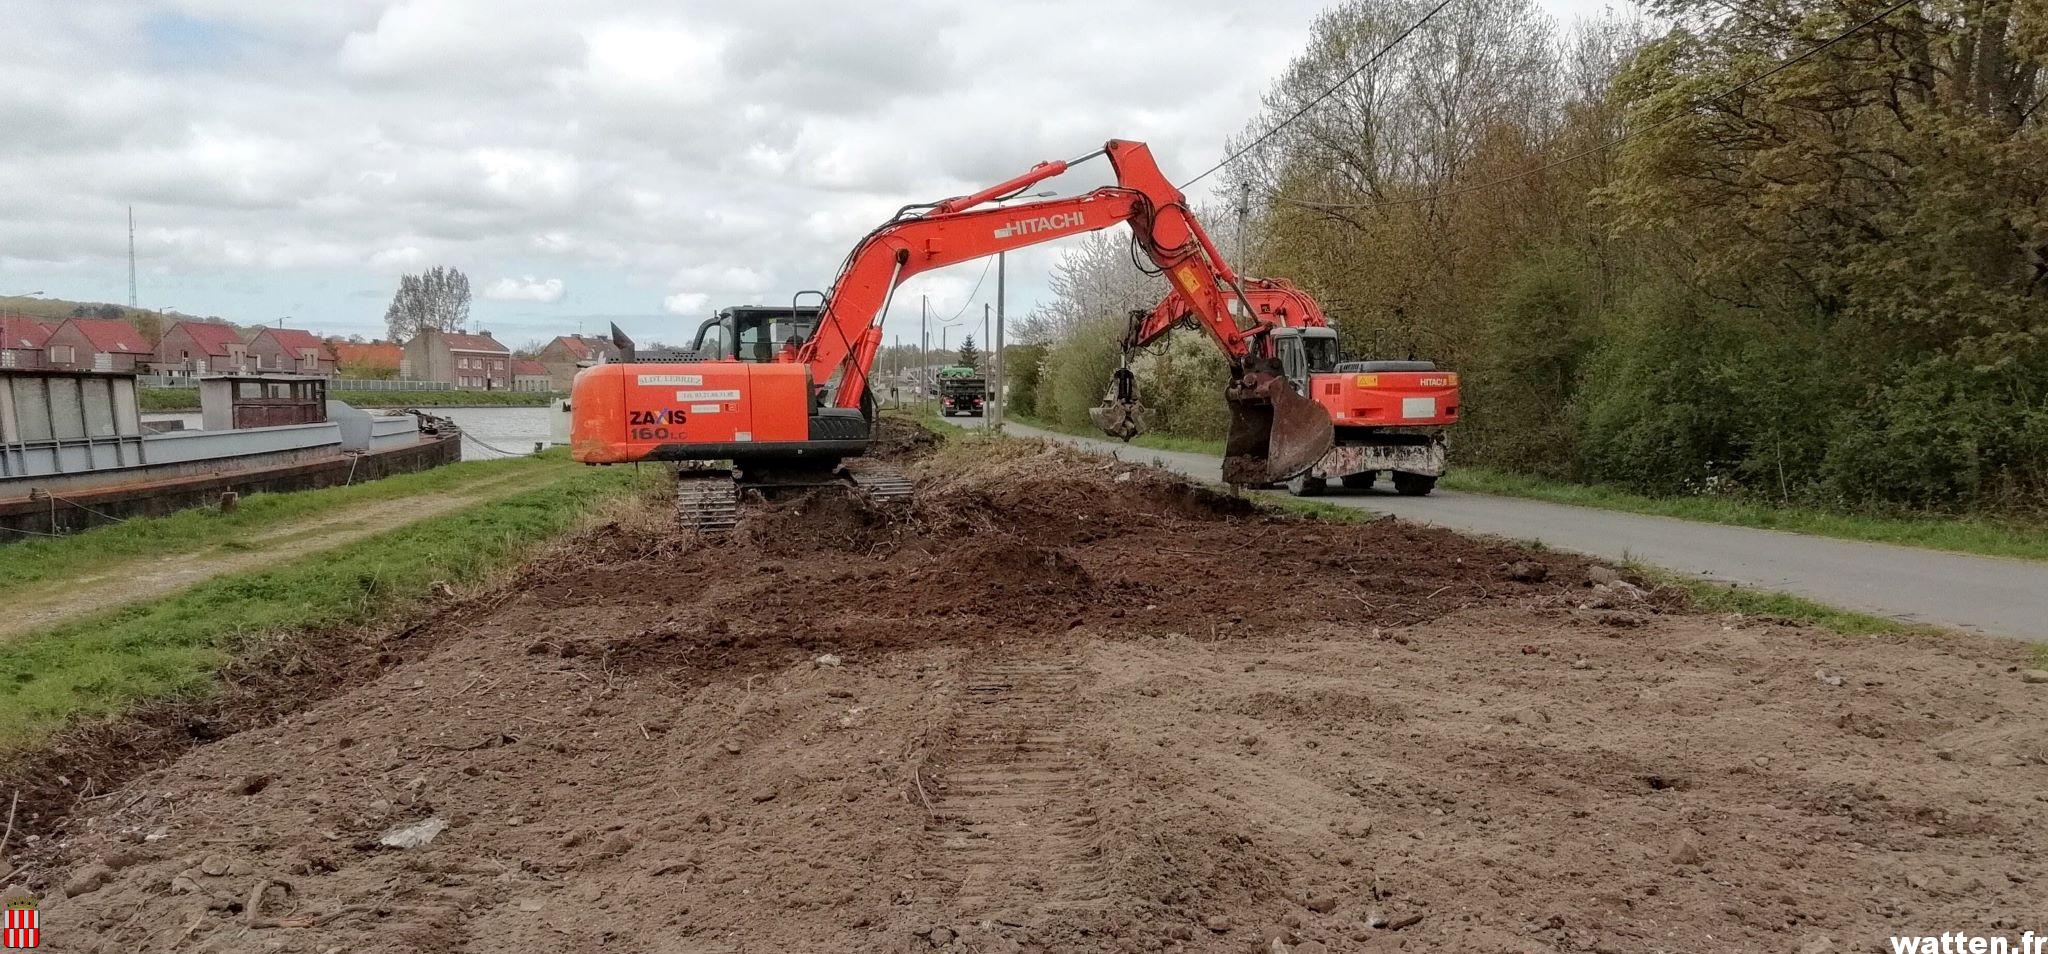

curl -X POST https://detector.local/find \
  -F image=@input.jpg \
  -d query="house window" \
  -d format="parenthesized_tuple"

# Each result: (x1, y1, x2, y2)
(1, 350, 14, 368)
(51, 345, 74, 364)
(300, 348, 318, 371)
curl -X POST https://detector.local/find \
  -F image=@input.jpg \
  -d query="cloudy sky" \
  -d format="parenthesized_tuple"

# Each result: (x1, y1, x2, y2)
(3, 0, 1628, 350)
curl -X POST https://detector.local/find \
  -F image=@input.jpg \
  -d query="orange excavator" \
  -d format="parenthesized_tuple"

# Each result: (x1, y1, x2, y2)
(570, 139, 1345, 527)
(1101, 282, 1461, 496)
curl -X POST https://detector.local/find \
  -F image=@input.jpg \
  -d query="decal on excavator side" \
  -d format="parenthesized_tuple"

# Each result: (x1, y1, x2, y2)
(993, 211, 1084, 239)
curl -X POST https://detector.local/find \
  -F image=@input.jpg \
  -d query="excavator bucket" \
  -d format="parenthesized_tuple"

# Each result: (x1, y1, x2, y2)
(1089, 367, 1146, 441)
(1222, 373, 1335, 485)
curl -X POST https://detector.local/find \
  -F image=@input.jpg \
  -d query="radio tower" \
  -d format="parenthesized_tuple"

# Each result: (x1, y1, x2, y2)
(126, 206, 138, 307)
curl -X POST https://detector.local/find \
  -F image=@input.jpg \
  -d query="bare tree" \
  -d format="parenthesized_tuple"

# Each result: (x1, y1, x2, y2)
(384, 266, 472, 342)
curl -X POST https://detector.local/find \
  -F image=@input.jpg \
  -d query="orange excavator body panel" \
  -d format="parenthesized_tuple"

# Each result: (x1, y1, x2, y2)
(571, 362, 818, 464)
(1312, 371, 1461, 429)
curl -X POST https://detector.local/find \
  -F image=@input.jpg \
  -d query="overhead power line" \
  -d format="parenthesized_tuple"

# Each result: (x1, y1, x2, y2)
(1278, 0, 1918, 211)
(1177, 0, 1459, 191)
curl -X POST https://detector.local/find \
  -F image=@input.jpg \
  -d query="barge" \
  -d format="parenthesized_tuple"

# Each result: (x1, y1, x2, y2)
(1, 370, 460, 539)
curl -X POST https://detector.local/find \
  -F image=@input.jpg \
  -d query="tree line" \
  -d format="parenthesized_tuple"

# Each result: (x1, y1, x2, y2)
(1011, 0, 2046, 515)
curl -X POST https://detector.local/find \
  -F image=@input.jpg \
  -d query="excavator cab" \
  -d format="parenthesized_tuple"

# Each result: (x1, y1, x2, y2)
(1273, 326, 1341, 387)
(687, 307, 820, 363)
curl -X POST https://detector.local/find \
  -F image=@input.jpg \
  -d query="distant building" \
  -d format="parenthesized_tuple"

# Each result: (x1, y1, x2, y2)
(404, 329, 511, 390)
(153, 320, 250, 376)
(332, 341, 409, 379)
(0, 317, 55, 370)
(248, 327, 337, 376)
(43, 318, 153, 372)
(535, 334, 621, 391)
(512, 359, 552, 392)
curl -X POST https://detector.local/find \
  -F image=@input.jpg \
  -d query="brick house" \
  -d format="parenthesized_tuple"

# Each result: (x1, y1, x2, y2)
(249, 327, 337, 376)
(512, 359, 552, 392)
(0, 317, 55, 370)
(43, 318, 153, 372)
(535, 334, 621, 391)
(404, 329, 512, 390)
(153, 320, 251, 376)
(332, 341, 409, 379)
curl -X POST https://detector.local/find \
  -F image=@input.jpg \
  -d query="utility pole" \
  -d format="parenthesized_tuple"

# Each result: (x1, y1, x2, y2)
(1237, 181, 1251, 269)
(126, 206, 138, 307)
(982, 304, 991, 373)
(993, 250, 1005, 432)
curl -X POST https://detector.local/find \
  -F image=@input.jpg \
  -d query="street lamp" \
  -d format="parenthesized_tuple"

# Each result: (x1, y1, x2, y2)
(5, 291, 42, 298)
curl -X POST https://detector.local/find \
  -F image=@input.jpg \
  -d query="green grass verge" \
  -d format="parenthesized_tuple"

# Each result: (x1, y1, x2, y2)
(1007, 413, 1225, 456)
(1644, 571, 1932, 637)
(139, 389, 558, 411)
(1441, 466, 2048, 563)
(0, 453, 561, 596)
(0, 459, 659, 751)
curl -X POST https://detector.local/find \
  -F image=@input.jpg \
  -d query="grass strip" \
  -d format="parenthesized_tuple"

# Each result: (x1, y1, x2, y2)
(0, 460, 659, 751)
(0, 453, 559, 595)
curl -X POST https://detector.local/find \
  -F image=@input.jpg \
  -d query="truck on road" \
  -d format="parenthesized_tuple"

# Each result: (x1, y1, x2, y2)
(937, 365, 986, 417)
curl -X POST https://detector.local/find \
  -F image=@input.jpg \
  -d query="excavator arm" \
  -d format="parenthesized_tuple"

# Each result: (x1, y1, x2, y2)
(800, 141, 1249, 409)
(789, 139, 1334, 482)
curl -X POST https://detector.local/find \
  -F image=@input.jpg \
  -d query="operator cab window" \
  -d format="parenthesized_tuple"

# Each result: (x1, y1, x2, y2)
(1303, 335, 1340, 374)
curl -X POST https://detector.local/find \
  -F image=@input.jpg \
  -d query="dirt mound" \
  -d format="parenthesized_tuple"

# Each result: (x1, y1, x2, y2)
(17, 434, 2048, 952)
(870, 414, 942, 460)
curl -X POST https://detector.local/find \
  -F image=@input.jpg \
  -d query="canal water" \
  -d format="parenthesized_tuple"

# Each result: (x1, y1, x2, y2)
(142, 405, 558, 460)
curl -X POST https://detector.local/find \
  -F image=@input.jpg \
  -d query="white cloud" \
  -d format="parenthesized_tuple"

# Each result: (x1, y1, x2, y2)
(370, 246, 427, 268)
(484, 275, 566, 302)
(662, 292, 708, 315)
(0, 0, 1629, 339)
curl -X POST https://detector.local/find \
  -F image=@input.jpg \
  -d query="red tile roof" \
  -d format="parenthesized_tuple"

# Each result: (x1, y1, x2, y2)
(549, 335, 617, 359)
(167, 320, 244, 356)
(441, 331, 508, 353)
(259, 327, 334, 360)
(332, 342, 402, 369)
(0, 317, 54, 350)
(63, 318, 152, 353)
(513, 359, 548, 376)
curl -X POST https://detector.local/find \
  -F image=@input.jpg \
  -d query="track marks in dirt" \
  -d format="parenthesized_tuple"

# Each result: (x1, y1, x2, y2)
(922, 649, 1113, 922)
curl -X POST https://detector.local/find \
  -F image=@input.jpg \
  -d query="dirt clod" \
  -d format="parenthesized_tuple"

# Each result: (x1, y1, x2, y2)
(62, 864, 113, 898)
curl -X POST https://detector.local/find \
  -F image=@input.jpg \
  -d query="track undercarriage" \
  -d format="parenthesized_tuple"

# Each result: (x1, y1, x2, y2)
(673, 459, 913, 533)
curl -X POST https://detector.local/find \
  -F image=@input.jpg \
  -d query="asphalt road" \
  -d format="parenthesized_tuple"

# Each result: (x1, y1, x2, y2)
(949, 415, 2048, 641)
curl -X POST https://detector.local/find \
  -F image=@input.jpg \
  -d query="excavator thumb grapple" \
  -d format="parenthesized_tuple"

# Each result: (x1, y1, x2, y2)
(1223, 370, 1335, 486)
(1088, 367, 1145, 440)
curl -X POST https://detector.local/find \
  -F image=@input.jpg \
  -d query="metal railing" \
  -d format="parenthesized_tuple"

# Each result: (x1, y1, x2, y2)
(135, 375, 457, 392)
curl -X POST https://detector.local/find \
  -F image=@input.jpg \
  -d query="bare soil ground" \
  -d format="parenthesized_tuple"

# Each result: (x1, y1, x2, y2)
(17, 434, 2048, 953)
